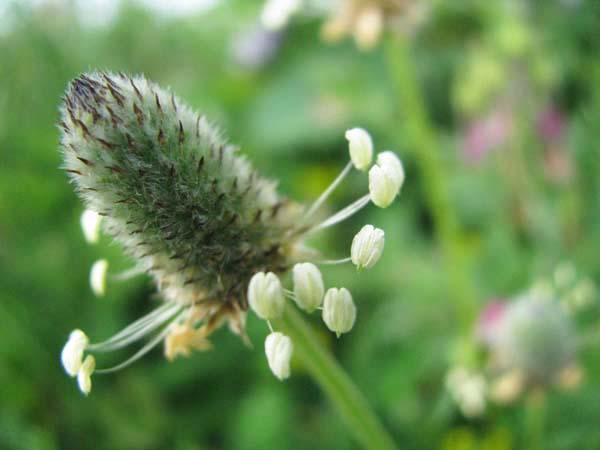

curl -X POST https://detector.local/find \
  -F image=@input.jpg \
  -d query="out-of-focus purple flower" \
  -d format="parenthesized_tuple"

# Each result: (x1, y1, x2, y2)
(462, 110, 512, 164)
(230, 26, 283, 71)
(476, 300, 507, 345)
(538, 105, 566, 144)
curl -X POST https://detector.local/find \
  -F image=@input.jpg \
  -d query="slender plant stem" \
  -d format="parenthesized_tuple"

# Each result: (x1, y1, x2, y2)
(524, 388, 546, 450)
(275, 306, 398, 450)
(385, 36, 478, 335)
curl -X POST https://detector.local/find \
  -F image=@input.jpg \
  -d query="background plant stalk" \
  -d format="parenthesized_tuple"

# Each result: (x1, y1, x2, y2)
(386, 36, 478, 338)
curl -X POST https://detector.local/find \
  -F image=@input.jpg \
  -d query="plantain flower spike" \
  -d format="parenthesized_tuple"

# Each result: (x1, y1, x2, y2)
(58, 72, 404, 391)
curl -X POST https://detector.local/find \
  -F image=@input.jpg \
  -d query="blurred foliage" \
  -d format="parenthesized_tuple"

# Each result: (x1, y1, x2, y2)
(1, 0, 600, 449)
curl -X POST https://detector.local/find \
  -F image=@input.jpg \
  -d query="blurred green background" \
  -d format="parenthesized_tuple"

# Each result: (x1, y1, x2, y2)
(2, 0, 600, 449)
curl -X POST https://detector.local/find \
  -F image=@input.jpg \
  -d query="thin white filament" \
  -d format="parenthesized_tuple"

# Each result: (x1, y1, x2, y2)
(111, 266, 146, 281)
(91, 306, 180, 352)
(318, 257, 352, 265)
(297, 162, 353, 228)
(87, 302, 175, 350)
(308, 194, 371, 235)
(88, 304, 180, 352)
(95, 314, 181, 374)
(87, 303, 180, 352)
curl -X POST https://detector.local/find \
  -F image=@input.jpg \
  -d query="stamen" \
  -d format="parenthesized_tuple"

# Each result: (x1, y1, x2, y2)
(111, 266, 146, 281)
(306, 194, 370, 235)
(95, 314, 182, 374)
(297, 161, 353, 228)
(87, 302, 175, 351)
(94, 306, 180, 352)
(87, 303, 180, 352)
(318, 257, 352, 265)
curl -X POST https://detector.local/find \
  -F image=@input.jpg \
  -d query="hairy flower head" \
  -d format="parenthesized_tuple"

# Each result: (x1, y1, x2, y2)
(59, 72, 404, 392)
(61, 72, 302, 313)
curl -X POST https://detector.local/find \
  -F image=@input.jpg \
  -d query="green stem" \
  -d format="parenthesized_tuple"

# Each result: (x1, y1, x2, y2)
(524, 389, 546, 450)
(275, 306, 398, 450)
(385, 36, 478, 336)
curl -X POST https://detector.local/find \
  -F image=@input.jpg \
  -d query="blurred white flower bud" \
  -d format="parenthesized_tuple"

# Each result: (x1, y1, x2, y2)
(265, 331, 293, 380)
(261, 0, 302, 31)
(61, 329, 89, 376)
(80, 209, 102, 244)
(322, 288, 356, 337)
(292, 263, 324, 312)
(351, 224, 384, 270)
(248, 272, 285, 320)
(90, 259, 109, 297)
(489, 369, 524, 405)
(353, 5, 383, 51)
(445, 366, 487, 418)
(77, 355, 95, 395)
(345, 127, 373, 171)
(368, 151, 404, 208)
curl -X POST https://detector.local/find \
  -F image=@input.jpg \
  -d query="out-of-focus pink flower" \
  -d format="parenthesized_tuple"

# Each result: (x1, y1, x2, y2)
(476, 300, 507, 345)
(537, 105, 574, 184)
(537, 105, 566, 144)
(462, 110, 512, 164)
